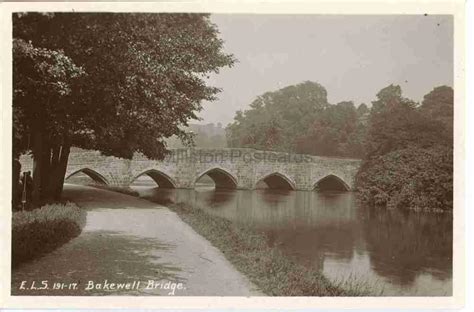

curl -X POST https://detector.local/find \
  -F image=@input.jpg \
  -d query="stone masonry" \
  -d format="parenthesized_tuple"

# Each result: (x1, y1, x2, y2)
(20, 148, 362, 191)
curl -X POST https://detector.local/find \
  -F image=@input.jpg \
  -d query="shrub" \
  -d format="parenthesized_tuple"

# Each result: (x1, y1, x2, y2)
(12, 202, 86, 267)
(355, 145, 452, 212)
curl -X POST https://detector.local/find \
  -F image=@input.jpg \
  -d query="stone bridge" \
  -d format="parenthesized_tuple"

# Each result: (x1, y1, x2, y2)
(20, 148, 362, 191)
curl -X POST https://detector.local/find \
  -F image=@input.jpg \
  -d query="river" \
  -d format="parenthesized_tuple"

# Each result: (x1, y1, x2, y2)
(132, 182, 452, 296)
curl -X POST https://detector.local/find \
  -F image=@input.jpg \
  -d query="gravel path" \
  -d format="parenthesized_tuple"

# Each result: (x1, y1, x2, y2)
(11, 184, 262, 296)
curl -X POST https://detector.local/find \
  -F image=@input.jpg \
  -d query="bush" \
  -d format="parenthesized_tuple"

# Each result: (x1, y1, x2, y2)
(12, 202, 86, 267)
(355, 145, 452, 212)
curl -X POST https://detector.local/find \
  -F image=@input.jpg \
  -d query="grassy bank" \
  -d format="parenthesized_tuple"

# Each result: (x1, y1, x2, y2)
(168, 202, 368, 296)
(12, 202, 86, 267)
(88, 183, 139, 197)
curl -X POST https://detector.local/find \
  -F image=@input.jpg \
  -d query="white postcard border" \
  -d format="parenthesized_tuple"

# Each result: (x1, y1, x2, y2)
(0, 0, 465, 309)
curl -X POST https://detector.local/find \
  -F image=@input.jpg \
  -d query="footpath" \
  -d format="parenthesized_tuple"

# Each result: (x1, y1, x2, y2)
(11, 184, 261, 296)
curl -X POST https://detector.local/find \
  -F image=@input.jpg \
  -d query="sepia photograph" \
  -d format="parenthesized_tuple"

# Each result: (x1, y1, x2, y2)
(0, 0, 467, 309)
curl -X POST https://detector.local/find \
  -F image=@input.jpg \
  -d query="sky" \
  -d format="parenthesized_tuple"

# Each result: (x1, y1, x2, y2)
(196, 14, 453, 126)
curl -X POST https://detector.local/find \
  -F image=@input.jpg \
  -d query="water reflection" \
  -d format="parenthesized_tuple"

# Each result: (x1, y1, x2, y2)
(134, 185, 452, 296)
(360, 207, 452, 286)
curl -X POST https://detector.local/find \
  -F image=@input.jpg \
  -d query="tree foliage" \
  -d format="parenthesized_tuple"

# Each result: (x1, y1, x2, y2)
(227, 81, 328, 152)
(356, 85, 453, 211)
(226, 81, 367, 157)
(420, 85, 453, 141)
(13, 38, 85, 157)
(356, 146, 453, 211)
(295, 101, 367, 157)
(14, 12, 234, 159)
(226, 80, 454, 211)
(364, 84, 446, 157)
(13, 13, 234, 203)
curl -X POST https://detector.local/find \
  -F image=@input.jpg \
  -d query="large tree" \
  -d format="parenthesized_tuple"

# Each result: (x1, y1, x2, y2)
(13, 13, 234, 203)
(13, 38, 85, 207)
(226, 81, 328, 152)
(295, 101, 367, 157)
(420, 85, 453, 142)
(226, 81, 368, 157)
(364, 84, 444, 157)
(355, 84, 454, 211)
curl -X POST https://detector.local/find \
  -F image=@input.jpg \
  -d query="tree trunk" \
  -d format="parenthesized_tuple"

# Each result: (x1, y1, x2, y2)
(37, 142, 71, 203)
(39, 145, 60, 203)
(47, 146, 61, 200)
(31, 130, 43, 206)
(39, 136, 53, 203)
(51, 145, 60, 166)
(12, 157, 21, 211)
(53, 145, 70, 201)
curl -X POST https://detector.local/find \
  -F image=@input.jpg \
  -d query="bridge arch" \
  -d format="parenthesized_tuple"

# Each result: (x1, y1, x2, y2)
(131, 169, 176, 188)
(195, 167, 238, 189)
(255, 172, 296, 190)
(65, 168, 109, 185)
(313, 174, 350, 191)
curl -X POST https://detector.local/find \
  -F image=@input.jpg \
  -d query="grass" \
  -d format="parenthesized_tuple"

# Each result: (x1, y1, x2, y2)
(168, 202, 370, 296)
(12, 202, 87, 267)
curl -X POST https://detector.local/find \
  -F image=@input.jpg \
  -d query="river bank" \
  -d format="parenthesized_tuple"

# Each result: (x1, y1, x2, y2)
(167, 201, 368, 296)
(132, 185, 452, 296)
(45, 183, 451, 296)
(11, 184, 261, 296)
(85, 184, 369, 296)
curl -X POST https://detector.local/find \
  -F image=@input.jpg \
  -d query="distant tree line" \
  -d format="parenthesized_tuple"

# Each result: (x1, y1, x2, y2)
(226, 81, 453, 211)
(166, 123, 227, 149)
